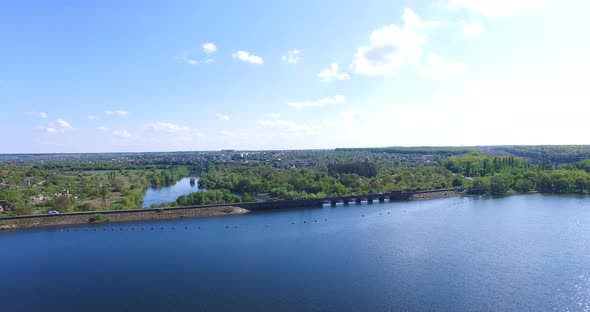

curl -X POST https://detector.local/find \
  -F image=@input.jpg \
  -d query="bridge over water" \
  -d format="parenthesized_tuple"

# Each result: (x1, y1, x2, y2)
(238, 189, 457, 210)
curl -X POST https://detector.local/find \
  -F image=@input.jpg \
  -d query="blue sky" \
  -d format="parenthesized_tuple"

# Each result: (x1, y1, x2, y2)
(1, 0, 589, 153)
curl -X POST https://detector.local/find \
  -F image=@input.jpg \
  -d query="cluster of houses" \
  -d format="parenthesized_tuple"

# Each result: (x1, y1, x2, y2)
(0, 179, 10, 191)
(0, 200, 12, 213)
(0, 177, 49, 192)
(28, 190, 75, 204)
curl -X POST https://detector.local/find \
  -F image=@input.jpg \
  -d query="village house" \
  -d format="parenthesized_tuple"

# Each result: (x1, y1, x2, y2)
(0, 179, 10, 190)
(0, 200, 11, 213)
(22, 177, 34, 186)
(30, 194, 45, 204)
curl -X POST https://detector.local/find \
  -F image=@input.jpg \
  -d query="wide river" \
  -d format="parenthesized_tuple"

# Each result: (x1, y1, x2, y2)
(1, 194, 589, 311)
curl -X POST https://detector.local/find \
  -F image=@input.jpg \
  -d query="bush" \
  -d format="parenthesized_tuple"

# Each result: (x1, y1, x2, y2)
(89, 213, 105, 223)
(15, 206, 33, 216)
(77, 203, 94, 212)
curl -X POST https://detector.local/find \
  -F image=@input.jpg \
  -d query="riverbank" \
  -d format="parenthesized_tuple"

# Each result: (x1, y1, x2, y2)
(0, 189, 460, 230)
(408, 189, 459, 201)
(0, 206, 249, 230)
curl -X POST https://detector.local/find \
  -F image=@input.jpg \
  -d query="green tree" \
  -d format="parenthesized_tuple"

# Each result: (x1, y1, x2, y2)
(490, 173, 512, 195)
(15, 205, 33, 216)
(54, 195, 75, 212)
(469, 177, 491, 195)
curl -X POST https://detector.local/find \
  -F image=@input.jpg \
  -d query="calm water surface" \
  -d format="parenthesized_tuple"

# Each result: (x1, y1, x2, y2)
(142, 177, 203, 208)
(1, 194, 590, 311)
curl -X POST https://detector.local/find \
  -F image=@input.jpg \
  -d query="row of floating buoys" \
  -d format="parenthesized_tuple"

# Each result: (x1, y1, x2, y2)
(56, 212, 400, 233)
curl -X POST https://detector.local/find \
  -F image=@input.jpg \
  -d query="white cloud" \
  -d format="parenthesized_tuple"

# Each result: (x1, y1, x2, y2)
(461, 20, 484, 38)
(55, 119, 72, 129)
(216, 113, 230, 121)
(318, 63, 351, 82)
(146, 122, 190, 133)
(178, 50, 198, 65)
(417, 54, 465, 78)
(281, 49, 301, 64)
(97, 126, 108, 131)
(88, 114, 97, 120)
(37, 126, 57, 134)
(205, 58, 215, 63)
(202, 42, 217, 54)
(232, 51, 264, 64)
(113, 130, 131, 138)
(268, 112, 281, 119)
(105, 110, 129, 117)
(26, 112, 48, 119)
(449, 0, 545, 17)
(288, 95, 346, 110)
(36, 118, 72, 134)
(402, 8, 440, 29)
(350, 8, 436, 76)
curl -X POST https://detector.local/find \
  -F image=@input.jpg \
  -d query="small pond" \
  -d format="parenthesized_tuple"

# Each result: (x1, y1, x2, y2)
(142, 177, 204, 208)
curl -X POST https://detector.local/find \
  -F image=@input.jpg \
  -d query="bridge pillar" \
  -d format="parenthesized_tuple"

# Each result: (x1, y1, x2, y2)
(367, 197, 374, 204)
(330, 200, 337, 206)
(379, 196, 385, 203)
(343, 200, 349, 205)
(356, 198, 362, 204)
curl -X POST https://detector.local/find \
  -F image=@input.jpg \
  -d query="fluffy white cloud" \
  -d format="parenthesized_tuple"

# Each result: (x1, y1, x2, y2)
(113, 130, 131, 138)
(418, 54, 465, 78)
(39, 112, 47, 118)
(216, 113, 230, 121)
(449, 0, 545, 17)
(146, 122, 190, 132)
(97, 126, 108, 131)
(88, 114, 97, 120)
(55, 119, 72, 129)
(318, 63, 351, 82)
(281, 49, 301, 64)
(105, 110, 129, 116)
(288, 95, 346, 110)
(205, 58, 215, 63)
(36, 118, 72, 134)
(461, 20, 484, 38)
(232, 51, 264, 64)
(268, 112, 281, 119)
(350, 8, 435, 76)
(202, 42, 217, 54)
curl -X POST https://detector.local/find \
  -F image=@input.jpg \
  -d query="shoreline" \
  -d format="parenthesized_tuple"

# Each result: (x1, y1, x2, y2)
(0, 189, 460, 231)
(0, 206, 249, 231)
(408, 189, 459, 201)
